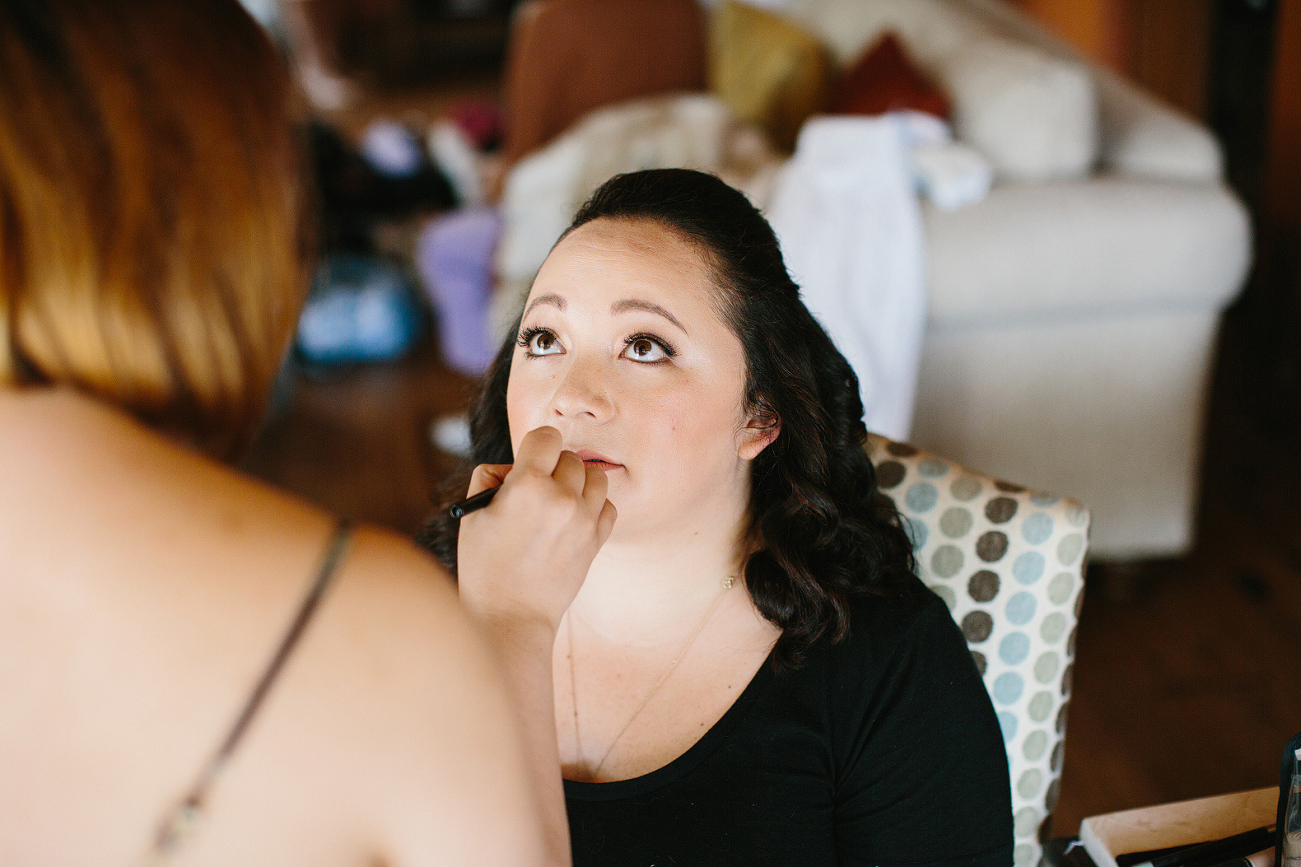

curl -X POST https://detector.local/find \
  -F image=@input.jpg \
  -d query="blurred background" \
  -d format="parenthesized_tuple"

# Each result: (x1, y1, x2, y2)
(233, 0, 1301, 840)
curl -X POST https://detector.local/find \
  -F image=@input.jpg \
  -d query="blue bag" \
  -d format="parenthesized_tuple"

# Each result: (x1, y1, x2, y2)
(296, 253, 424, 364)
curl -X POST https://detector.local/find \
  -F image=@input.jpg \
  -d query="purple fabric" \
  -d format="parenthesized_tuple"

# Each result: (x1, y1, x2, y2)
(416, 206, 502, 376)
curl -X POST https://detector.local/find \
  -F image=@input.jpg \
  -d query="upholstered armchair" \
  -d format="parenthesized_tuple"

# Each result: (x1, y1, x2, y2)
(868, 433, 1089, 867)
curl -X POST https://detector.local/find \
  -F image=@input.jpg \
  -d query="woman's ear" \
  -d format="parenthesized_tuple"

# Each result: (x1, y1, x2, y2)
(738, 408, 780, 460)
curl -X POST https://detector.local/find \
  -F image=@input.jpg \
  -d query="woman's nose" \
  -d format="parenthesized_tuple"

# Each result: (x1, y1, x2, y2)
(548, 356, 613, 421)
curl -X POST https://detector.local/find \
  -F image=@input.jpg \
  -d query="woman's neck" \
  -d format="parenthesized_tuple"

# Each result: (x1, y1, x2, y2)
(568, 505, 752, 644)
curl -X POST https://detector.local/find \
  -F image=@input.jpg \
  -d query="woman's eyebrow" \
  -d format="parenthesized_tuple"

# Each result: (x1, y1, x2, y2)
(611, 299, 688, 335)
(522, 293, 565, 318)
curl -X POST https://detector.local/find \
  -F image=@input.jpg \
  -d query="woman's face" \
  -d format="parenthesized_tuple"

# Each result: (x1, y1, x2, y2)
(505, 218, 775, 542)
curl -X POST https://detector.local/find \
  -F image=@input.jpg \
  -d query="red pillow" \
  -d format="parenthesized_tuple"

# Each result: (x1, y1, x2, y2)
(830, 32, 951, 120)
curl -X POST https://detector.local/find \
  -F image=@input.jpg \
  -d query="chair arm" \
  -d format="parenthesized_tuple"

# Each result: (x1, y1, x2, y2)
(1092, 66, 1224, 183)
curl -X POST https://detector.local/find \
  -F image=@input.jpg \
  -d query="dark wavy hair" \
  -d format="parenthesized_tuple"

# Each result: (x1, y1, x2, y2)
(420, 168, 916, 668)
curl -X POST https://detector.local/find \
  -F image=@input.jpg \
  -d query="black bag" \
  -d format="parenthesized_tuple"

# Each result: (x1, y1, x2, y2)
(1278, 731, 1301, 866)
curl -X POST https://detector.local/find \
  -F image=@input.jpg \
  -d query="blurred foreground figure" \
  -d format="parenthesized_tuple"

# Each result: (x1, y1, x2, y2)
(0, 1, 556, 863)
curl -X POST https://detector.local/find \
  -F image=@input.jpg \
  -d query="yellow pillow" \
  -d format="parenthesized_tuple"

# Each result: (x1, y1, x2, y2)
(709, 0, 834, 152)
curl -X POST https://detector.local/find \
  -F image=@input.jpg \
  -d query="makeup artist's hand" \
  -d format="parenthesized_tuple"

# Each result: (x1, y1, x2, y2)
(457, 426, 617, 633)
(455, 426, 612, 867)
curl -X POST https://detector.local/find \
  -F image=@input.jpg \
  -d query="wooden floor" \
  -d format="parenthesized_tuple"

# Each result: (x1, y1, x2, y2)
(243, 339, 477, 536)
(243, 299, 1301, 837)
(1053, 313, 1301, 833)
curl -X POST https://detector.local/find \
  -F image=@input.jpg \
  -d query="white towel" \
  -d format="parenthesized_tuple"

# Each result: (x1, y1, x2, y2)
(912, 141, 994, 211)
(766, 115, 928, 441)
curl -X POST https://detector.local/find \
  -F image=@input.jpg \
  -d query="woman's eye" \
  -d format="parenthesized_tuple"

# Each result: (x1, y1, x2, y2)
(520, 329, 563, 356)
(622, 336, 670, 363)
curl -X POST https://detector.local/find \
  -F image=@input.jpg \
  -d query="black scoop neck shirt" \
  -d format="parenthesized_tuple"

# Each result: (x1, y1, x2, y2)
(564, 576, 1014, 866)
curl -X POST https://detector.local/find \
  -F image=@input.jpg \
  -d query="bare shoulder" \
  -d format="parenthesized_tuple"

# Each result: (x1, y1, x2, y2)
(320, 523, 491, 692)
(293, 528, 549, 866)
(0, 391, 547, 865)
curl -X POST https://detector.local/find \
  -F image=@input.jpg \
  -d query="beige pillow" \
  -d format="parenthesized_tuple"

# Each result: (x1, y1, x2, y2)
(708, 0, 834, 152)
(783, 0, 1099, 180)
(935, 33, 1098, 181)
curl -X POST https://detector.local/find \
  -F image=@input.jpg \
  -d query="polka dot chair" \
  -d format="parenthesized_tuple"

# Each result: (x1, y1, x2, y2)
(866, 434, 1089, 867)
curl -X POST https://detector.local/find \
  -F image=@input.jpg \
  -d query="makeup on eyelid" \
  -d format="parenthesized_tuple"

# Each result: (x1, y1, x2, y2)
(516, 326, 677, 361)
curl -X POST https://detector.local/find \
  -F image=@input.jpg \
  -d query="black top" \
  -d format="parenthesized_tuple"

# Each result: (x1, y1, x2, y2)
(565, 576, 1013, 866)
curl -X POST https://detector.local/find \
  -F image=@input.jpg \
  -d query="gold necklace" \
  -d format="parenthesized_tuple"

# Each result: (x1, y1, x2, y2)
(568, 577, 734, 778)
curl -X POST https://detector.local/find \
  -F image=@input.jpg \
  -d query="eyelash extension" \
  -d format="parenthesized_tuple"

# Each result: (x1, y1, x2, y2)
(625, 332, 677, 359)
(516, 326, 556, 355)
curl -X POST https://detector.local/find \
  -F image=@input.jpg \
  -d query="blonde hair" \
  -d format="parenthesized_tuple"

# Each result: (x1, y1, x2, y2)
(0, 0, 307, 453)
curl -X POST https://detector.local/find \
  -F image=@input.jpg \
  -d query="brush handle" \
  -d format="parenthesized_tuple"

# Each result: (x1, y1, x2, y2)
(449, 486, 498, 519)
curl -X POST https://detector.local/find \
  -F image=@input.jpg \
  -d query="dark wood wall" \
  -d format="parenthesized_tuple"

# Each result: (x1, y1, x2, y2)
(1007, 0, 1212, 118)
(1264, 0, 1301, 239)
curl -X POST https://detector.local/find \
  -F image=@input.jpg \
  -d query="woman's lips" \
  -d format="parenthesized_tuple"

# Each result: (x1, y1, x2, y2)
(572, 449, 622, 471)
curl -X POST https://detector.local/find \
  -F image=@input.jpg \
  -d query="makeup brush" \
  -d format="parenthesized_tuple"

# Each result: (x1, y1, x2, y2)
(448, 487, 497, 519)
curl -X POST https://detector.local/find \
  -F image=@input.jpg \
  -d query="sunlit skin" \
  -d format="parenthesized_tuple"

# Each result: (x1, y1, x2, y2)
(496, 217, 782, 781)
(506, 217, 774, 549)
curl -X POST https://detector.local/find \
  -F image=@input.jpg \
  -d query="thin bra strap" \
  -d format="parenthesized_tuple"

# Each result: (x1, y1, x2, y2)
(143, 518, 353, 863)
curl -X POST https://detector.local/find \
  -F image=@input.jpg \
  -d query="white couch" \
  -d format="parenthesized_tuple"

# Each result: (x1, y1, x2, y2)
(495, 0, 1252, 560)
(752, 0, 1250, 560)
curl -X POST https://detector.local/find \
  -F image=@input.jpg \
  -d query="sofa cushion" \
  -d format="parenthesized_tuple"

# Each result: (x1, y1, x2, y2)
(933, 33, 1097, 181)
(782, 0, 1098, 180)
(708, 0, 835, 151)
(922, 176, 1251, 324)
(830, 32, 952, 119)
(951, 0, 1223, 182)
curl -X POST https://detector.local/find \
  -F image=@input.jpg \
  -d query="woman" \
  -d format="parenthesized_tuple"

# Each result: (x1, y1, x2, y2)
(426, 168, 1015, 864)
(0, 1, 564, 863)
